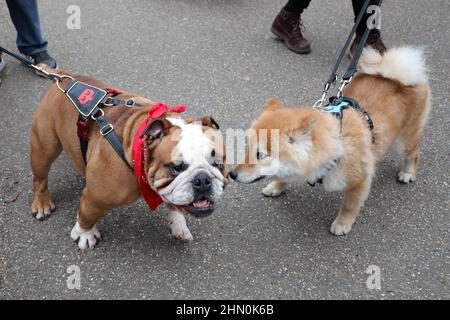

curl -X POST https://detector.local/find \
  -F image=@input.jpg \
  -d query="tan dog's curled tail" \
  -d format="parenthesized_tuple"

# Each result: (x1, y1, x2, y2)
(359, 46, 428, 86)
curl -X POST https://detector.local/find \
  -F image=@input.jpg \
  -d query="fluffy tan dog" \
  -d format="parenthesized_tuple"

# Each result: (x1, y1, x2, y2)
(230, 47, 430, 235)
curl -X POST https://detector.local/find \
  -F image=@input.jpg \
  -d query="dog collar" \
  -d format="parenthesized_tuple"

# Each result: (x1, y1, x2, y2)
(131, 103, 187, 211)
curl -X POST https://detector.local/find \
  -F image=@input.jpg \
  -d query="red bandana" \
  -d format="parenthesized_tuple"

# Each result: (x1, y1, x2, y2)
(132, 103, 187, 211)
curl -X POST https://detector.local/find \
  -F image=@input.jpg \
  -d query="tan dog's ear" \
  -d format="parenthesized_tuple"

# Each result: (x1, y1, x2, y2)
(200, 116, 220, 130)
(298, 116, 316, 136)
(287, 116, 316, 143)
(140, 118, 172, 141)
(264, 98, 284, 111)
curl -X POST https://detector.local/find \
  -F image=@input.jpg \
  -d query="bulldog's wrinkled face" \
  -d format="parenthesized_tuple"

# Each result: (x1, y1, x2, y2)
(142, 115, 227, 218)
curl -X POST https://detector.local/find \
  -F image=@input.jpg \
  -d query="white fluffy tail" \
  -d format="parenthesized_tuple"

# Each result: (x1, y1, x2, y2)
(359, 46, 428, 86)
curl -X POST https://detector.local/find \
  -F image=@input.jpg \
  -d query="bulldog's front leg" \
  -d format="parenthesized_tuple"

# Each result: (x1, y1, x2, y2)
(167, 207, 193, 241)
(71, 192, 109, 250)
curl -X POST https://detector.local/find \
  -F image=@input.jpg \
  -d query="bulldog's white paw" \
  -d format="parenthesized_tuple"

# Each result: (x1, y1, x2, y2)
(330, 219, 352, 236)
(262, 181, 285, 197)
(168, 211, 193, 241)
(398, 171, 416, 184)
(70, 222, 101, 250)
(170, 220, 194, 241)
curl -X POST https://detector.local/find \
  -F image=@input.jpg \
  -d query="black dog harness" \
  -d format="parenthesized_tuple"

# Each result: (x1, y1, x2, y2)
(321, 96, 374, 137)
(63, 78, 142, 168)
(307, 97, 375, 187)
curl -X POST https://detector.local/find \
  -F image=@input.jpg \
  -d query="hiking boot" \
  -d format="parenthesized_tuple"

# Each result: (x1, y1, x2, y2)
(271, 8, 311, 54)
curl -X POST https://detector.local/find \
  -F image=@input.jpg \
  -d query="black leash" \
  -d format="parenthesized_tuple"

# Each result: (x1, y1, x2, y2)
(305, 0, 376, 190)
(0, 45, 140, 169)
(313, 0, 372, 107)
(0, 46, 63, 82)
(311, 0, 375, 144)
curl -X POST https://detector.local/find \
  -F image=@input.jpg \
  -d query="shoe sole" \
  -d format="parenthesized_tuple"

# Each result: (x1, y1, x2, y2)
(271, 27, 311, 54)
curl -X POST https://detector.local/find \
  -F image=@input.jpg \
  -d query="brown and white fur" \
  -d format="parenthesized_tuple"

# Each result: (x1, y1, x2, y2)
(30, 74, 228, 249)
(231, 47, 430, 235)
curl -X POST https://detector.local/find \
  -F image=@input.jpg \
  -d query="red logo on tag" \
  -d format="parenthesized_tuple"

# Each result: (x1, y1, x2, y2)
(78, 89, 95, 105)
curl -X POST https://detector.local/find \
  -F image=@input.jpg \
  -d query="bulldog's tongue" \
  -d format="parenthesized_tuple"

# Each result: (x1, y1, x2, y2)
(193, 199, 209, 208)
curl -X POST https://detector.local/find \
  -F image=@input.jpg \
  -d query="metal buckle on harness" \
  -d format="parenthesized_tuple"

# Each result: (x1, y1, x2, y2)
(125, 99, 136, 107)
(90, 108, 105, 120)
(100, 123, 114, 136)
(336, 76, 353, 98)
(102, 97, 114, 107)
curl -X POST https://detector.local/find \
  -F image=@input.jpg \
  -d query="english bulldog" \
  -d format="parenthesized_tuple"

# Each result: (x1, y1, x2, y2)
(30, 74, 228, 249)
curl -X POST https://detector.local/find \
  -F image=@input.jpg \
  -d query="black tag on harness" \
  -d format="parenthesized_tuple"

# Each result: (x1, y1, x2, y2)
(65, 81, 107, 117)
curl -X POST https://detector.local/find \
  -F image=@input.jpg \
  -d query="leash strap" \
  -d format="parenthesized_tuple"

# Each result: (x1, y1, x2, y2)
(0, 45, 65, 82)
(101, 96, 142, 108)
(342, 27, 371, 82)
(1, 45, 138, 170)
(94, 112, 132, 169)
(0, 46, 34, 66)
(314, 0, 372, 107)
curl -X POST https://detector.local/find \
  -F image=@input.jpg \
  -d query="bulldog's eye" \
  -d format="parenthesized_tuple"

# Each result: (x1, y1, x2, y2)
(256, 150, 267, 160)
(168, 162, 187, 176)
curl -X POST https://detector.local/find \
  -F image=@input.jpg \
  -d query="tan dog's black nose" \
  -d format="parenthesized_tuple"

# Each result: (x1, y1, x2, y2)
(229, 171, 238, 181)
(192, 172, 212, 192)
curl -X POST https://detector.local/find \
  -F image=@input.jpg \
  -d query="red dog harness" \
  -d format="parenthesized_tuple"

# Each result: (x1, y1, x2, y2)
(132, 103, 187, 210)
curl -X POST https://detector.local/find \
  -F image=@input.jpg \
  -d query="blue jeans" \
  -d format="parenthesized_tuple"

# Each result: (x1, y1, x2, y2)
(6, 0, 48, 56)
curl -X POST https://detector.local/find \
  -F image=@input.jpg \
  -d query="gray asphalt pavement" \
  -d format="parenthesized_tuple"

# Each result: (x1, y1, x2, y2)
(0, 0, 449, 299)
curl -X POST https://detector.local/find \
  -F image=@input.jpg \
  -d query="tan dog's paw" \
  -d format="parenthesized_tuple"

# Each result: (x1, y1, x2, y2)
(398, 171, 416, 184)
(169, 220, 194, 241)
(70, 222, 101, 250)
(262, 181, 286, 197)
(31, 197, 56, 220)
(330, 219, 352, 236)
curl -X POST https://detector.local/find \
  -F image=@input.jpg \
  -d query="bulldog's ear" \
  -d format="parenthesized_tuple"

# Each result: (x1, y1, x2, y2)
(201, 116, 220, 130)
(140, 119, 172, 140)
(264, 98, 284, 112)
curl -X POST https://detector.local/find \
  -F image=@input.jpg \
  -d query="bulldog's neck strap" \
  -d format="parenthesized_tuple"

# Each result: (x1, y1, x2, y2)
(132, 118, 163, 211)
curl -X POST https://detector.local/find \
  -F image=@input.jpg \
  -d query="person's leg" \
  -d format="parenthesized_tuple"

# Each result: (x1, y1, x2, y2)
(6, 0, 48, 56)
(271, 0, 312, 54)
(284, 0, 312, 15)
(6, 0, 57, 69)
(352, 0, 382, 38)
(349, 0, 386, 55)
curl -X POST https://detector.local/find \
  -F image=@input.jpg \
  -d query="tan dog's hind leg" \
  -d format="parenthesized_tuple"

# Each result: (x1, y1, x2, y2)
(330, 177, 371, 236)
(398, 151, 419, 183)
(262, 180, 286, 197)
(398, 87, 430, 184)
(30, 119, 62, 220)
(398, 128, 423, 183)
(71, 191, 108, 250)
